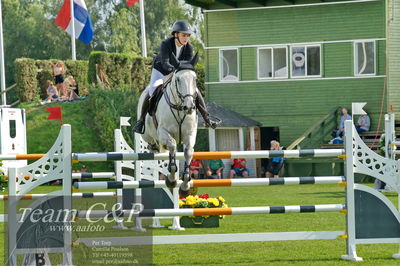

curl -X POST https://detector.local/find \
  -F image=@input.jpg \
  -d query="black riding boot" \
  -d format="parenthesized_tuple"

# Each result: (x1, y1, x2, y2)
(133, 93, 150, 134)
(196, 92, 218, 129)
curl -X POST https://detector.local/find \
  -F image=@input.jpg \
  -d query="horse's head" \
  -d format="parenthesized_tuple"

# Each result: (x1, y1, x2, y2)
(170, 53, 199, 115)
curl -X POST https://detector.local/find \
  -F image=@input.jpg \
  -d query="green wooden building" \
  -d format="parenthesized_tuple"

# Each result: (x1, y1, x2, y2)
(186, 0, 399, 151)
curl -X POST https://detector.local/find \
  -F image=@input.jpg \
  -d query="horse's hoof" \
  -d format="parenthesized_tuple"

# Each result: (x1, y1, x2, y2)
(179, 187, 190, 198)
(165, 178, 177, 188)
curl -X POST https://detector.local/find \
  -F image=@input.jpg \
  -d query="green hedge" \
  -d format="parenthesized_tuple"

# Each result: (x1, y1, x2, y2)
(14, 58, 38, 102)
(88, 51, 152, 91)
(65, 60, 89, 90)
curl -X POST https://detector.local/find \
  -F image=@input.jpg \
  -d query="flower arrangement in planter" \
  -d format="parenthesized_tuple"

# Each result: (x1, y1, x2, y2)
(179, 194, 227, 228)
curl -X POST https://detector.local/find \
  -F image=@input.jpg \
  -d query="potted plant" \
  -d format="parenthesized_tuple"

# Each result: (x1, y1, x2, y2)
(179, 194, 227, 228)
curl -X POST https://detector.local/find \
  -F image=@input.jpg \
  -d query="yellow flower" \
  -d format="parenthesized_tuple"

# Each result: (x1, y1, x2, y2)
(211, 198, 219, 207)
(218, 196, 225, 203)
(179, 200, 184, 207)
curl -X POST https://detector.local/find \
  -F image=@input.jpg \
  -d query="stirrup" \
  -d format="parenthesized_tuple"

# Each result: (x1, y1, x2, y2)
(133, 120, 145, 134)
(208, 115, 221, 129)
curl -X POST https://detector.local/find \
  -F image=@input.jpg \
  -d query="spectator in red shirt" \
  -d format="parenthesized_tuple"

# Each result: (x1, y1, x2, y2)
(229, 158, 249, 178)
(189, 159, 203, 179)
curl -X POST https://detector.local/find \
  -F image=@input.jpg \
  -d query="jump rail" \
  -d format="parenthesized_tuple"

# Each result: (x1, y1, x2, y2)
(74, 176, 346, 190)
(0, 192, 116, 200)
(76, 204, 346, 218)
(71, 149, 345, 161)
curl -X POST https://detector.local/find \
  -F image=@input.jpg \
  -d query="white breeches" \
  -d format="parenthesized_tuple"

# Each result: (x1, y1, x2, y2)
(146, 68, 164, 97)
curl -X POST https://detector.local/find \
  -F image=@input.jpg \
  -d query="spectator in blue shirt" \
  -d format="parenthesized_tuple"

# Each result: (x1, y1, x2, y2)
(335, 107, 351, 138)
(265, 140, 284, 178)
(355, 113, 371, 133)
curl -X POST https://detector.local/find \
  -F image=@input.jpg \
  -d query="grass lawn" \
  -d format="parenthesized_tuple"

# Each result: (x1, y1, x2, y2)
(1, 183, 399, 265)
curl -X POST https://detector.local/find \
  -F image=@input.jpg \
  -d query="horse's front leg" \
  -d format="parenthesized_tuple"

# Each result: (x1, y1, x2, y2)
(159, 128, 177, 188)
(179, 132, 196, 197)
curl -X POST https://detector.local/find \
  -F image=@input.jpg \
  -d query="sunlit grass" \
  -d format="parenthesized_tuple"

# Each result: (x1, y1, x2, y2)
(1, 184, 399, 265)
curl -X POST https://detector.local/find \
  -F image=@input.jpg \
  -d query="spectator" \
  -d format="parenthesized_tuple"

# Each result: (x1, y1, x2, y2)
(229, 158, 249, 178)
(207, 159, 225, 179)
(42, 80, 58, 103)
(65, 76, 80, 100)
(333, 107, 351, 138)
(265, 140, 284, 178)
(51, 61, 65, 95)
(189, 159, 202, 179)
(61, 76, 79, 101)
(355, 113, 371, 133)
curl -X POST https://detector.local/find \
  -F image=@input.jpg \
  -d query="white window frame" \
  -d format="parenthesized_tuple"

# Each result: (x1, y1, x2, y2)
(290, 44, 322, 78)
(219, 48, 239, 82)
(353, 40, 376, 76)
(257, 46, 288, 79)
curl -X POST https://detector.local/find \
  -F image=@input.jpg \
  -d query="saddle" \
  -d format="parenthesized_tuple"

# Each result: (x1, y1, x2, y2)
(148, 72, 174, 117)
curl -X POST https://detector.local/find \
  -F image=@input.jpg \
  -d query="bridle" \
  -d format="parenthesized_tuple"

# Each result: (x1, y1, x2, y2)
(164, 70, 197, 112)
(163, 69, 197, 144)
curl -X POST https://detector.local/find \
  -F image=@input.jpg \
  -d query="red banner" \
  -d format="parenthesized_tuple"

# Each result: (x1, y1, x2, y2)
(126, 0, 139, 7)
(46, 107, 62, 121)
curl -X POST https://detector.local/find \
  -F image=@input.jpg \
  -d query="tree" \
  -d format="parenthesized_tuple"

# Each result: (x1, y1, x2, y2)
(1, 0, 205, 88)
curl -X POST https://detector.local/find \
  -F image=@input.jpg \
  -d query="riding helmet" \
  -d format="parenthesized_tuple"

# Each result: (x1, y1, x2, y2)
(171, 20, 193, 35)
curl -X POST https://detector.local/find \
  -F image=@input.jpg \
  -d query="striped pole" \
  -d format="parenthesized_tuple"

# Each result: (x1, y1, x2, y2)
(74, 176, 346, 190)
(72, 172, 115, 179)
(4, 172, 116, 181)
(76, 204, 345, 218)
(72, 149, 345, 162)
(0, 154, 46, 160)
(0, 192, 116, 200)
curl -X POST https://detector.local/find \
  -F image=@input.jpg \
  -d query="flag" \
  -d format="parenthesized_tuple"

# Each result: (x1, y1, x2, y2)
(55, 0, 94, 44)
(352, 103, 367, 115)
(46, 107, 62, 121)
(126, 0, 140, 7)
(120, 117, 131, 127)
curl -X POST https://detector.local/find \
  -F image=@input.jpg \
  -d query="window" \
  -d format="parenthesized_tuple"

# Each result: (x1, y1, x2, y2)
(290, 45, 321, 77)
(216, 129, 240, 151)
(258, 47, 287, 79)
(220, 49, 238, 81)
(9, 120, 16, 138)
(354, 41, 375, 75)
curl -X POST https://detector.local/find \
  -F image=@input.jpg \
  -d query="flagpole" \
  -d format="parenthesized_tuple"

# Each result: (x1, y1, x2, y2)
(139, 0, 147, 57)
(70, 0, 76, 60)
(0, 0, 7, 106)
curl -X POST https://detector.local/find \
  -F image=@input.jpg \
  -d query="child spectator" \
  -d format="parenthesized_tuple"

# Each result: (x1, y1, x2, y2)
(229, 158, 249, 178)
(189, 159, 202, 179)
(265, 140, 284, 178)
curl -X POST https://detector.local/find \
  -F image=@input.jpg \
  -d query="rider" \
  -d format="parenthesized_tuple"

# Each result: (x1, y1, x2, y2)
(133, 20, 219, 134)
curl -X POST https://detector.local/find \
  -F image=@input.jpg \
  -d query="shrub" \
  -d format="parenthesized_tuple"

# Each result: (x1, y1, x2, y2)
(14, 58, 38, 102)
(86, 85, 140, 151)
